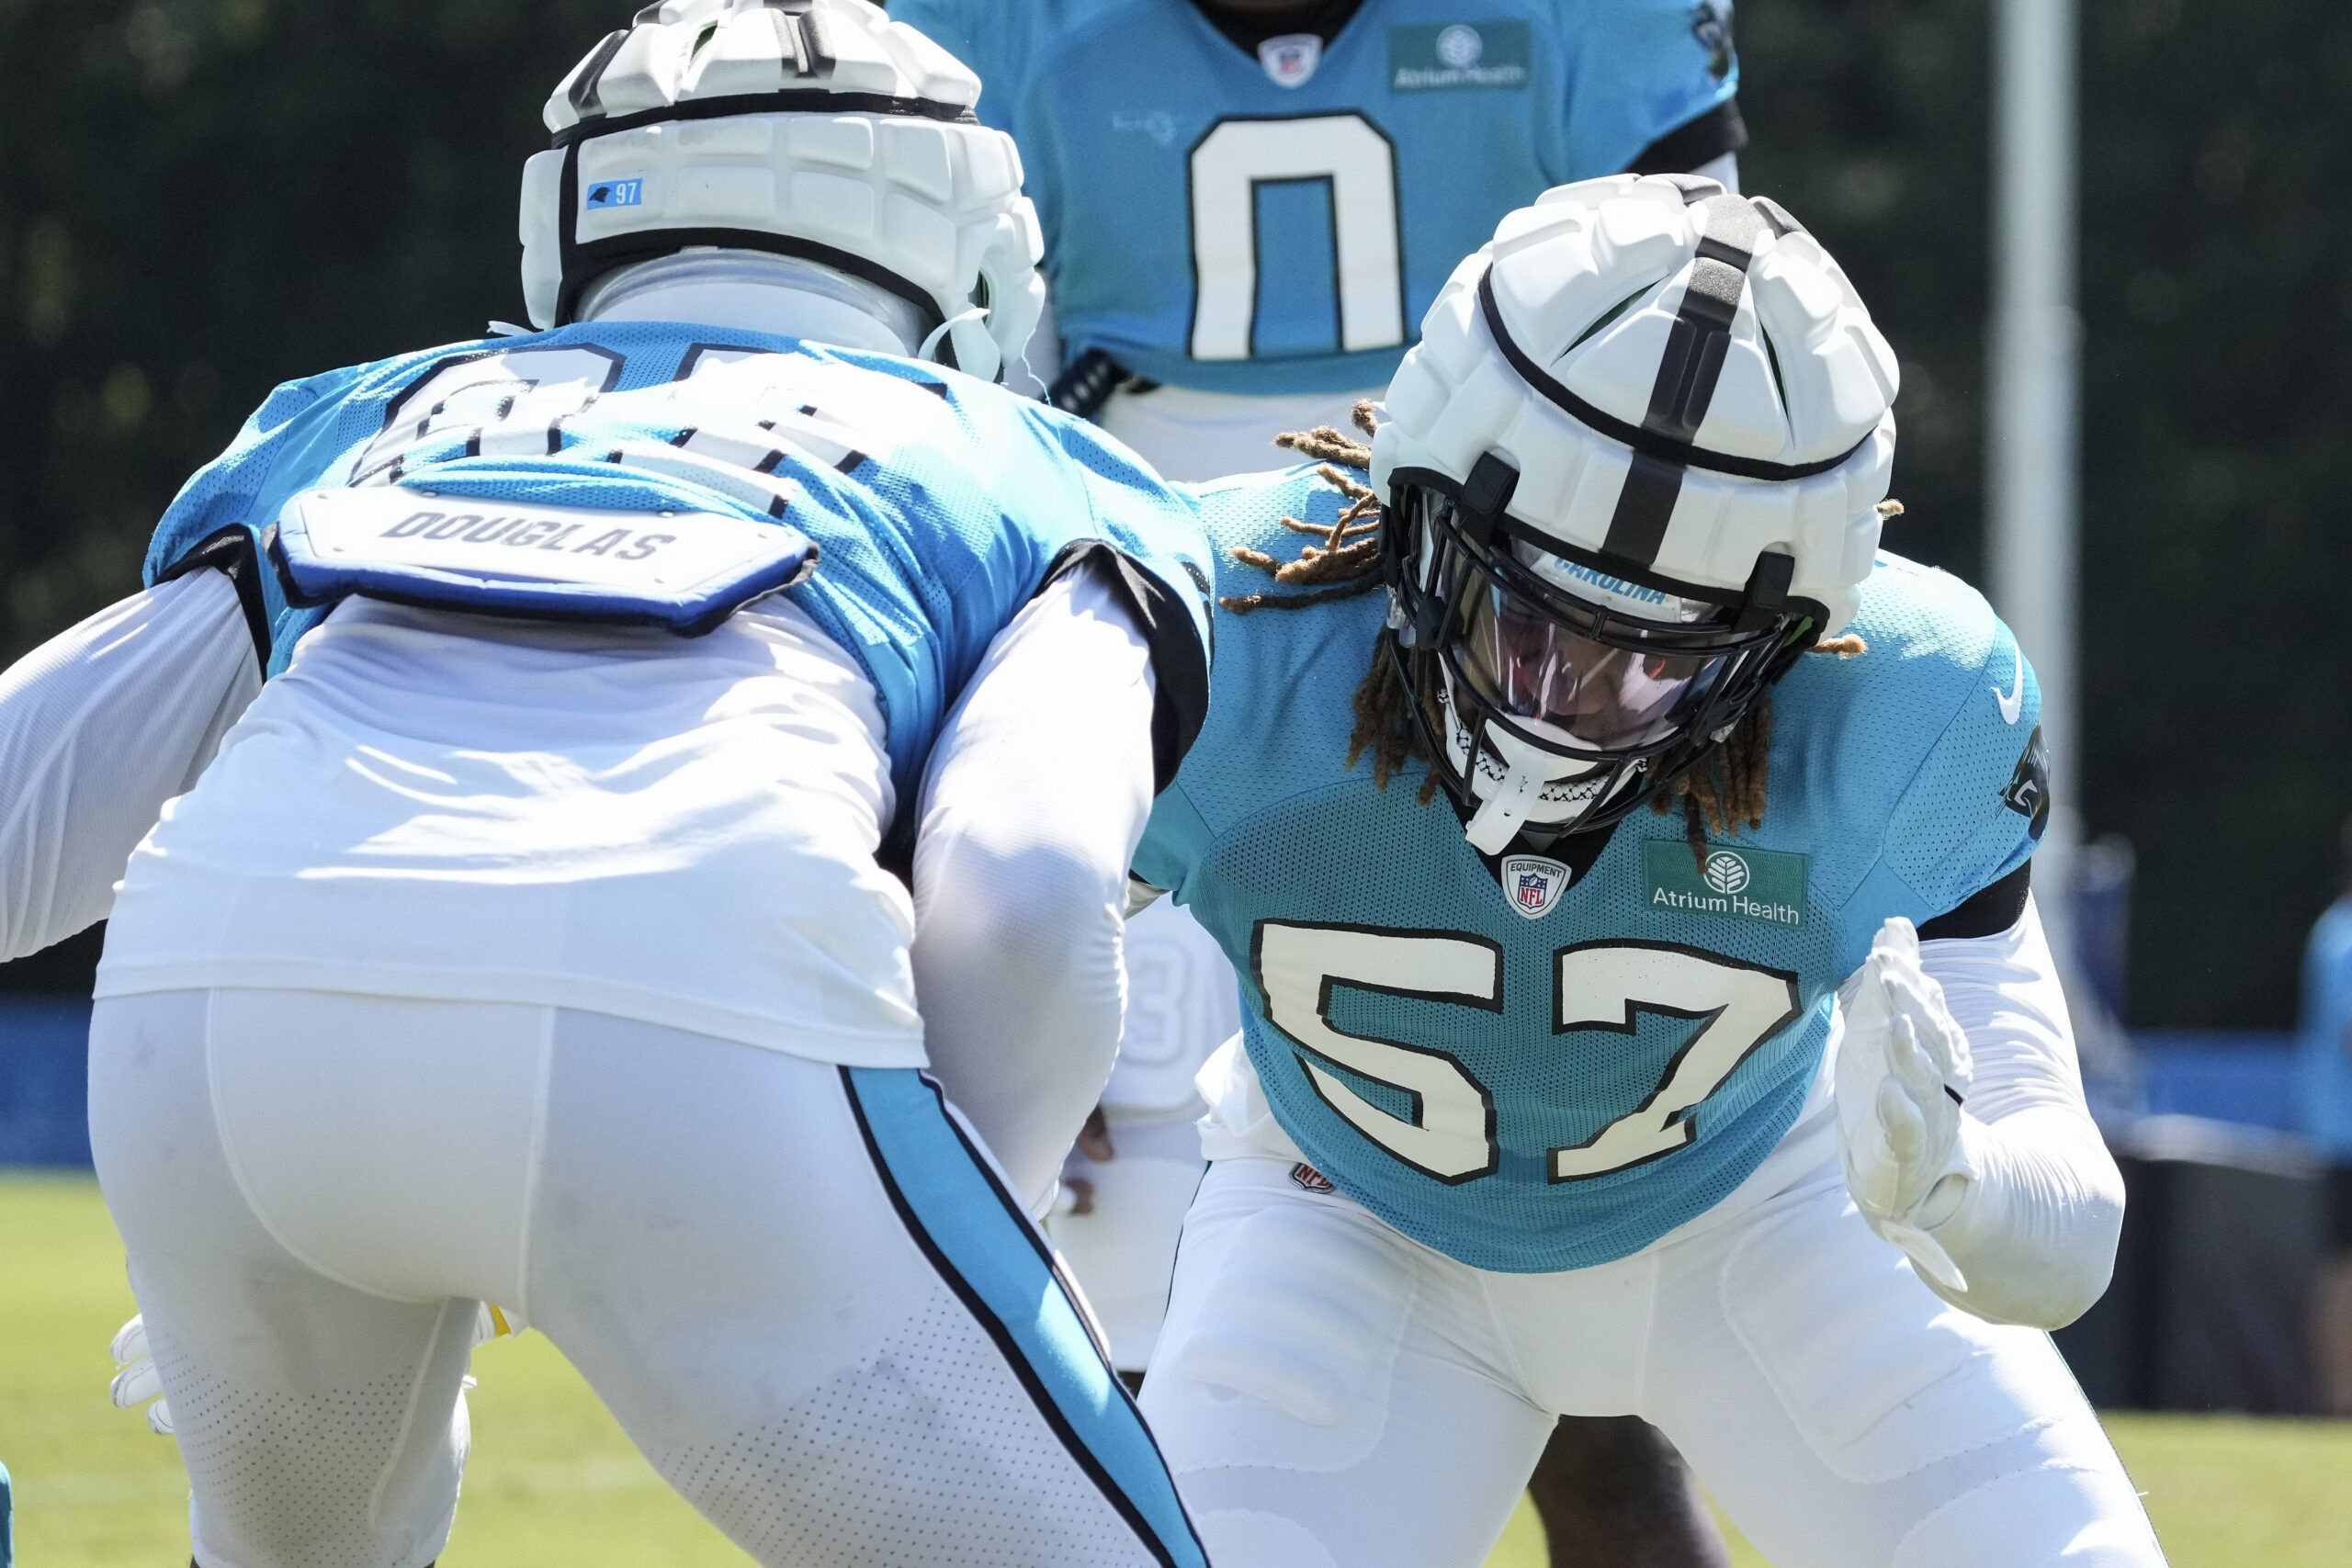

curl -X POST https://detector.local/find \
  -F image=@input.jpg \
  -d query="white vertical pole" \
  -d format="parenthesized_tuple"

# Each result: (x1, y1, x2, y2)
(1990, 0, 2082, 918)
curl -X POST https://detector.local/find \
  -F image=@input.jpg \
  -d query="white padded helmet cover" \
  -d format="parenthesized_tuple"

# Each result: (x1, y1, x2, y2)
(521, 0, 1044, 381)
(1374, 175, 1900, 634)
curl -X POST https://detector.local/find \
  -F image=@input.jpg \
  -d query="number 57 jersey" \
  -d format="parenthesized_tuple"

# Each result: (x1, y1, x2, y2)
(1134, 468, 2051, 1273)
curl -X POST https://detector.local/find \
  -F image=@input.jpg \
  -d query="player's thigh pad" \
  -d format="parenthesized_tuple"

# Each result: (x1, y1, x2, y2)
(1141, 1157, 1552, 1568)
(519, 1012, 1207, 1568)
(1647, 1165, 2164, 1568)
(87, 990, 475, 1568)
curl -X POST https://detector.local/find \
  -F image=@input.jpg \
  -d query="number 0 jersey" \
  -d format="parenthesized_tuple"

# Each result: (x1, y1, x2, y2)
(893, 0, 1740, 396)
(1135, 467, 2050, 1272)
(141, 321, 1215, 807)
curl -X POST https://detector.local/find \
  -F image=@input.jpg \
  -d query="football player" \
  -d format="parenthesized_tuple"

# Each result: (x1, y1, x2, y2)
(893, 4, 1748, 1557)
(1, 4, 1213, 1564)
(892, 0, 1744, 477)
(1103, 175, 2164, 1566)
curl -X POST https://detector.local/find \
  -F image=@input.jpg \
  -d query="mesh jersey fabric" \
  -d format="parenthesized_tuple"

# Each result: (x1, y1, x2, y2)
(1134, 463, 2046, 1272)
(140, 322, 1215, 808)
(893, 0, 1739, 395)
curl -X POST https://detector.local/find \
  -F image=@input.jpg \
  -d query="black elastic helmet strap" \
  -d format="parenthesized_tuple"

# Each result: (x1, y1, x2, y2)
(1734, 549, 1793, 634)
(1597, 191, 1764, 568)
(551, 88, 978, 147)
(1473, 182, 1872, 498)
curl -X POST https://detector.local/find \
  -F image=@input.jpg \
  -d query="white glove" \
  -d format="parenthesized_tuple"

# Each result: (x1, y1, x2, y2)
(1834, 917, 1979, 1294)
(107, 1315, 174, 1435)
(111, 1303, 526, 1436)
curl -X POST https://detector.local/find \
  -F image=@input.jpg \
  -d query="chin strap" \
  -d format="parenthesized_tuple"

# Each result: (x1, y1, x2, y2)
(918, 305, 989, 369)
(1464, 764, 1544, 854)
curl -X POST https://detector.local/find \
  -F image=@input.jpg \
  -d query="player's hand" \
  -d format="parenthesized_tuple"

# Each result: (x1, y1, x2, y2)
(1052, 1105, 1118, 1217)
(108, 1315, 173, 1435)
(110, 1303, 528, 1435)
(1834, 918, 1978, 1293)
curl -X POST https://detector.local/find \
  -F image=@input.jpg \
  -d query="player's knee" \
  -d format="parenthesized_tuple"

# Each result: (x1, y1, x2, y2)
(1893, 1463, 2165, 1568)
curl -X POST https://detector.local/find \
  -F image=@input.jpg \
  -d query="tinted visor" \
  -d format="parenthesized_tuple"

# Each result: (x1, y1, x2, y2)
(1460, 589, 1727, 749)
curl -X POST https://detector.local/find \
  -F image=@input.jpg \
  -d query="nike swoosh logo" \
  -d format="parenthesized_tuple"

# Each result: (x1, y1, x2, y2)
(1992, 649, 2024, 726)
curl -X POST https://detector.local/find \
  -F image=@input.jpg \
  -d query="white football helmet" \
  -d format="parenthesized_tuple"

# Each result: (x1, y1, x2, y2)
(1373, 174, 1900, 853)
(520, 0, 1045, 382)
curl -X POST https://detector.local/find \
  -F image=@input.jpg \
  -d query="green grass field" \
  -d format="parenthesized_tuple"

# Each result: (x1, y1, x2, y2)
(6, 1172, 2346, 1566)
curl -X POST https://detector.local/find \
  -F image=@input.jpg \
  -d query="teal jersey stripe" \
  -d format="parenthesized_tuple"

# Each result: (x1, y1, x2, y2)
(841, 1067, 1209, 1568)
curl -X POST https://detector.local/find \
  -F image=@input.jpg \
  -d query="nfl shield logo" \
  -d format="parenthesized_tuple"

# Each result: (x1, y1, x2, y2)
(1260, 32, 1322, 88)
(1499, 854, 1571, 920)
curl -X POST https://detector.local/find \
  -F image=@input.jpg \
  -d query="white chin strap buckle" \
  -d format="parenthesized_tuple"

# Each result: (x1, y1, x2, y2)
(1464, 766, 1545, 855)
(918, 305, 988, 368)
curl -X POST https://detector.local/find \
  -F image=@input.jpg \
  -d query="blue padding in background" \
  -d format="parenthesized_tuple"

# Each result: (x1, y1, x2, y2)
(2132, 1030, 2299, 1132)
(0, 998, 93, 1166)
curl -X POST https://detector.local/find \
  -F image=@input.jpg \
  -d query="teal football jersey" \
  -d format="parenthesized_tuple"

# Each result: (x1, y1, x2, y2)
(142, 323, 1215, 806)
(1135, 466, 2048, 1272)
(893, 0, 1739, 395)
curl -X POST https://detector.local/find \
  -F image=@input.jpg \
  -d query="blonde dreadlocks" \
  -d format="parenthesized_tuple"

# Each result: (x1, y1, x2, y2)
(1217, 401, 1390, 614)
(1220, 408, 1880, 864)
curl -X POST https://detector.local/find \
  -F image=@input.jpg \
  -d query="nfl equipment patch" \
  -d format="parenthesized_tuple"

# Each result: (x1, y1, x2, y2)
(1258, 33, 1322, 88)
(1290, 1161, 1336, 1194)
(1499, 853, 1572, 919)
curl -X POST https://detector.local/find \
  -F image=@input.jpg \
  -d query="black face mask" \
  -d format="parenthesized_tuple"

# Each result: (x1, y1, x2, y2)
(1382, 463, 1818, 842)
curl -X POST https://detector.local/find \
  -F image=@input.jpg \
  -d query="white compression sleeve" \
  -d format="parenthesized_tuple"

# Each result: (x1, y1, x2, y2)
(0, 571, 260, 963)
(1914, 895, 2127, 1328)
(910, 563, 1159, 1213)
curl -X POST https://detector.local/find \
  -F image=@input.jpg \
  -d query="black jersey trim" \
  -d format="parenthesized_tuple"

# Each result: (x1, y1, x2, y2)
(1045, 539, 1214, 795)
(1917, 863, 2034, 942)
(1189, 0, 1369, 55)
(1047, 348, 1136, 420)
(153, 525, 273, 679)
(1628, 99, 1749, 178)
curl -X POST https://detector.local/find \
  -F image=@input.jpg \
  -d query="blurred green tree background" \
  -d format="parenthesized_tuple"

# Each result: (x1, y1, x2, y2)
(2, 0, 2345, 1024)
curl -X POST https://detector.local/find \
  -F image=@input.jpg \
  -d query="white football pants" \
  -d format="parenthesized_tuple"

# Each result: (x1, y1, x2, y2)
(1140, 1120, 2166, 1568)
(87, 988, 1208, 1568)
(1048, 899, 1236, 1373)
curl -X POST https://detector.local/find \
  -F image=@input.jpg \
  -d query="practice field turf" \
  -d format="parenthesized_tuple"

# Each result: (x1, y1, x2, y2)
(6, 1173, 2347, 1567)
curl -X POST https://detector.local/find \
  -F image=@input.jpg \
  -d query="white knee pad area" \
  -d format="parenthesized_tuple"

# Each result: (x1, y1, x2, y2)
(1892, 1463, 2167, 1568)
(1159, 1200, 1415, 1452)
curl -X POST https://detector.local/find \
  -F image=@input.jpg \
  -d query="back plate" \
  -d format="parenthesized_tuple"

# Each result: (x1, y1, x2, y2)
(267, 486, 818, 637)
